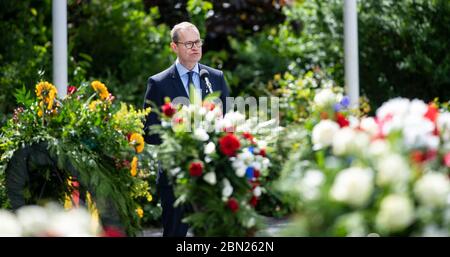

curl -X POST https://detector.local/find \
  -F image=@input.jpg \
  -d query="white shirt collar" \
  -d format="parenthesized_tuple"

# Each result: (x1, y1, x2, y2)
(175, 58, 199, 77)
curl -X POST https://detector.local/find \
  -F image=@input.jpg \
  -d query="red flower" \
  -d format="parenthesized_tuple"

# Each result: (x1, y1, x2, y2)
(162, 102, 176, 117)
(67, 86, 77, 95)
(336, 112, 349, 128)
(410, 150, 426, 163)
(243, 132, 255, 143)
(203, 101, 215, 111)
(219, 133, 241, 156)
(253, 169, 261, 178)
(258, 148, 266, 157)
(444, 152, 450, 167)
(424, 103, 439, 123)
(249, 196, 258, 207)
(189, 162, 203, 177)
(101, 226, 126, 237)
(227, 198, 239, 213)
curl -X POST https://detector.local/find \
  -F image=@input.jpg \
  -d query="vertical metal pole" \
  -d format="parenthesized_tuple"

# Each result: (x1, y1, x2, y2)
(53, 0, 68, 98)
(344, 0, 359, 108)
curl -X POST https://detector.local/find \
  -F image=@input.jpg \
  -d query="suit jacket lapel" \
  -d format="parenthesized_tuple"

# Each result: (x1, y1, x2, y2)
(168, 64, 189, 99)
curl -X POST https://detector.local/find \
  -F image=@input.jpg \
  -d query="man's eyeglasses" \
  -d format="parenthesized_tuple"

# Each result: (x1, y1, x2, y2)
(176, 39, 203, 49)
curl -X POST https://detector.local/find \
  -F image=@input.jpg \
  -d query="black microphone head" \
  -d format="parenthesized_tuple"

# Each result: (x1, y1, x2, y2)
(200, 69, 210, 80)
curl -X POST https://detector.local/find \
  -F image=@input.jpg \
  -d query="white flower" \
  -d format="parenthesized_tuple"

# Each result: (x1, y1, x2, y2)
(203, 172, 217, 185)
(0, 210, 22, 236)
(222, 178, 233, 198)
(169, 167, 181, 176)
(312, 120, 340, 150)
(359, 117, 379, 136)
(314, 88, 336, 108)
(368, 139, 390, 158)
(47, 208, 95, 236)
(437, 113, 450, 141)
(332, 128, 370, 156)
(376, 97, 411, 121)
(16, 205, 49, 236)
(205, 111, 216, 123)
(198, 107, 207, 116)
(330, 167, 374, 207)
(414, 173, 450, 208)
(193, 128, 209, 141)
(376, 154, 411, 186)
(204, 142, 216, 155)
(376, 194, 414, 232)
(232, 159, 247, 177)
(297, 169, 324, 201)
(253, 186, 262, 197)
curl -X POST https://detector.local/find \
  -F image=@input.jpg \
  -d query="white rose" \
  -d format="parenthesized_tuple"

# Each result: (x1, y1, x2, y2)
(222, 178, 233, 197)
(414, 172, 450, 208)
(332, 127, 367, 156)
(0, 210, 22, 236)
(368, 139, 390, 158)
(169, 167, 181, 176)
(193, 128, 209, 141)
(314, 88, 336, 108)
(203, 172, 217, 185)
(205, 111, 216, 123)
(204, 142, 216, 155)
(330, 167, 374, 207)
(376, 194, 414, 232)
(359, 117, 379, 136)
(298, 169, 324, 201)
(253, 186, 262, 197)
(312, 120, 340, 150)
(437, 113, 450, 141)
(47, 208, 95, 236)
(16, 205, 49, 236)
(376, 154, 411, 186)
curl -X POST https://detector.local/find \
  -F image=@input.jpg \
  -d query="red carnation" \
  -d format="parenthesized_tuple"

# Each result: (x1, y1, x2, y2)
(227, 198, 239, 213)
(101, 226, 126, 237)
(203, 101, 216, 111)
(162, 102, 176, 117)
(424, 103, 439, 123)
(249, 196, 258, 207)
(219, 133, 241, 156)
(336, 112, 349, 128)
(253, 169, 261, 178)
(410, 150, 426, 163)
(67, 86, 77, 95)
(258, 148, 266, 157)
(444, 152, 450, 167)
(189, 162, 203, 177)
(243, 132, 255, 143)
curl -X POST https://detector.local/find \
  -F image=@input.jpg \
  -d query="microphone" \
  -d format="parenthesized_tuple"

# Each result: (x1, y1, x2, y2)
(200, 69, 213, 94)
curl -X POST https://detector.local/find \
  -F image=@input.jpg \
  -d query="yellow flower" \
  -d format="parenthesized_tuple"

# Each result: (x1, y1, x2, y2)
(136, 207, 144, 218)
(146, 194, 153, 202)
(129, 133, 145, 153)
(91, 81, 110, 100)
(274, 73, 281, 81)
(89, 100, 102, 111)
(35, 81, 57, 110)
(130, 156, 138, 177)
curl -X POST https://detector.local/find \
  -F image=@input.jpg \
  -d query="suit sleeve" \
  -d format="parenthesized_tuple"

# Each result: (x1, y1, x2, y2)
(143, 77, 163, 145)
(219, 71, 230, 114)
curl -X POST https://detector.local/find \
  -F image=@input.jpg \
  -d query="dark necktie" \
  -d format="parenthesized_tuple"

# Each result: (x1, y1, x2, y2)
(187, 71, 193, 94)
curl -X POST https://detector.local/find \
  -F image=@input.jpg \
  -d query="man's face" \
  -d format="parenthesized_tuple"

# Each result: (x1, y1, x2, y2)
(171, 27, 202, 67)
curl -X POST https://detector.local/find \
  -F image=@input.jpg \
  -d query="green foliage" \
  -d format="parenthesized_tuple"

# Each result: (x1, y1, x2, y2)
(0, 81, 153, 235)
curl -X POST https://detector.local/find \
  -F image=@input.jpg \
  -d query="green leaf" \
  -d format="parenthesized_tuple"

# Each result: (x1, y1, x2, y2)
(14, 85, 34, 107)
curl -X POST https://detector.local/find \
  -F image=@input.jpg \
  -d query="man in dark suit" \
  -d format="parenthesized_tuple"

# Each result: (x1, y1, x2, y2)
(143, 22, 229, 237)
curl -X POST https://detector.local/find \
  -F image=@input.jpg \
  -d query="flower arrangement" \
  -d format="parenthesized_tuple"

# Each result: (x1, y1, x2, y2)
(153, 94, 272, 236)
(277, 94, 450, 236)
(0, 81, 153, 236)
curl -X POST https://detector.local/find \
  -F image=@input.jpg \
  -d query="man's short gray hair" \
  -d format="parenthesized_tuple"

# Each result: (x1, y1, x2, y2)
(171, 22, 199, 42)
